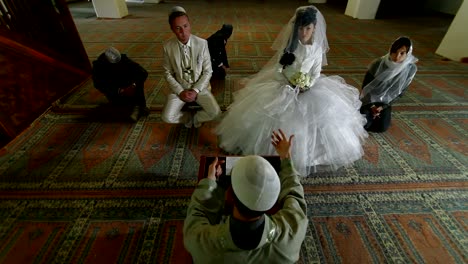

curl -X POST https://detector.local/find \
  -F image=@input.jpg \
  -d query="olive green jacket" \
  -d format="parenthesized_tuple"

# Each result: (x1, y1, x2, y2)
(183, 159, 308, 264)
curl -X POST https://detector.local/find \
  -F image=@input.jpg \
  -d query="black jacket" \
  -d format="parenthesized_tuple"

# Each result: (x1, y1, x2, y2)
(207, 24, 233, 69)
(92, 53, 148, 97)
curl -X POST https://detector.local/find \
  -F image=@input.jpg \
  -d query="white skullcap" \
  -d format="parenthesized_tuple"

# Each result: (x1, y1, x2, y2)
(170, 6, 186, 15)
(231, 156, 280, 212)
(104, 46, 121, 63)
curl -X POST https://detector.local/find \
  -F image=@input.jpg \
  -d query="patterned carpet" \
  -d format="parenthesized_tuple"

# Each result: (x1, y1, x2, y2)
(0, 0, 467, 263)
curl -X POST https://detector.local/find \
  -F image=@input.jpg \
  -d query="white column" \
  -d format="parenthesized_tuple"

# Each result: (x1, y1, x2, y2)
(436, 0, 468, 62)
(345, 0, 381, 19)
(92, 0, 128, 18)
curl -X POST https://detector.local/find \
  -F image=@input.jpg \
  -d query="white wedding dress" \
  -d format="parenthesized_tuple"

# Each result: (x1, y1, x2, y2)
(216, 41, 368, 176)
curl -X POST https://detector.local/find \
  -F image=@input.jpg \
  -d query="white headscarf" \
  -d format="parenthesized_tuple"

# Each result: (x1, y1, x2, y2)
(272, 5, 329, 66)
(360, 37, 418, 105)
(240, 5, 329, 87)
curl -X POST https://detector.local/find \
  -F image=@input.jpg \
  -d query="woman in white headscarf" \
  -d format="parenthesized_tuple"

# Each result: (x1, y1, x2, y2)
(360, 36, 418, 132)
(216, 6, 367, 176)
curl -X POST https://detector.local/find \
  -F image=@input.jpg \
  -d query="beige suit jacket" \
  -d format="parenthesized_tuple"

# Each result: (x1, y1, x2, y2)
(163, 35, 213, 95)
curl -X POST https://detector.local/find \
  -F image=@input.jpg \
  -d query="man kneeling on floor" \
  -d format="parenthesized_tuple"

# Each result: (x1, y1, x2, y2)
(92, 46, 149, 122)
(183, 129, 308, 263)
(162, 6, 221, 128)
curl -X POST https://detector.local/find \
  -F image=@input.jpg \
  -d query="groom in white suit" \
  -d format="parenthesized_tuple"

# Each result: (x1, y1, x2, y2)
(162, 6, 221, 128)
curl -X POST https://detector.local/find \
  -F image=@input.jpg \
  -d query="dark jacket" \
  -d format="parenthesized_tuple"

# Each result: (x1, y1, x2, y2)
(207, 24, 233, 70)
(92, 53, 148, 98)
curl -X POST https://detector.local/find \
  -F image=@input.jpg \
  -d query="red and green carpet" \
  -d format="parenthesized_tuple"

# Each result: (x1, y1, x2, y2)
(0, 0, 466, 263)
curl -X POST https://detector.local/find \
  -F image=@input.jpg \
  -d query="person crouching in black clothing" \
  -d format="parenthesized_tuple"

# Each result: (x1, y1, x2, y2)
(92, 47, 149, 122)
(207, 24, 233, 80)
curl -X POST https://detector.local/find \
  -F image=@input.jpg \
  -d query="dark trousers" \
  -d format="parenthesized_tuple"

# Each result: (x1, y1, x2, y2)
(360, 103, 392, 133)
(211, 66, 226, 80)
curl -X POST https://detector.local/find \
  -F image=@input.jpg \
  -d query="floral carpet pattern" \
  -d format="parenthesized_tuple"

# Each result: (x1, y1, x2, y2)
(0, 0, 467, 263)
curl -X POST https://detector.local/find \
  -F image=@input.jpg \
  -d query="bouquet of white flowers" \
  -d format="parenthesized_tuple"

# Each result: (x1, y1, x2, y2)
(289, 72, 312, 92)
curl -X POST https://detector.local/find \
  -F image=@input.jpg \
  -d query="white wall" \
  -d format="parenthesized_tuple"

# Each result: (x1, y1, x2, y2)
(345, 0, 381, 19)
(92, 0, 128, 18)
(425, 0, 463, 15)
(436, 0, 468, 61)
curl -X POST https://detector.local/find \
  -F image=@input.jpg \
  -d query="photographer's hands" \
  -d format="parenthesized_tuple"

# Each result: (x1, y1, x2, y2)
(271, 129, 294, 160)
(207, 129, 293, 181)
(207, 157, 225, 181)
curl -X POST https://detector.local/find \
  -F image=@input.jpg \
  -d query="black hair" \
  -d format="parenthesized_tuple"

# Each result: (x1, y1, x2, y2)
(279, 52, 296, 67)
(168, 11, 188, 26)
(390, 36, 412, 54)
(280, 7, 318, 68)
(232, 190, 266, 219)
(220, 24, 233, 39)
(295, 7, 318, 28)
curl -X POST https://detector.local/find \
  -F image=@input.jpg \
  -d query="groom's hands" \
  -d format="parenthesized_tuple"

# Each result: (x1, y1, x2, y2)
(179, 89, 198, 102)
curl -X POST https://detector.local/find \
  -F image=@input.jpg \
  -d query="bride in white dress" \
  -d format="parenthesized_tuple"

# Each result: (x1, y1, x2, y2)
(216, 5, 368, 176)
